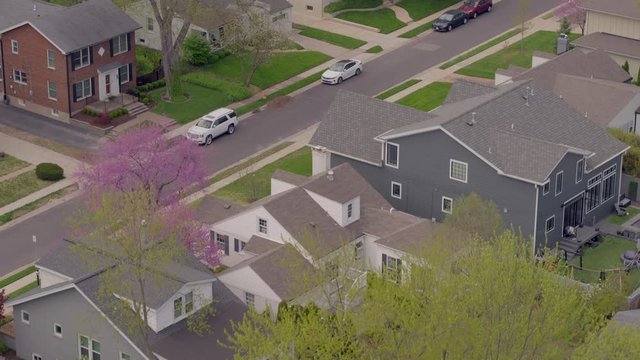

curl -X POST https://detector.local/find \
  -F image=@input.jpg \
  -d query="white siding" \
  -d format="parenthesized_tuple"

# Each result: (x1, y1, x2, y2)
(494, 73, 513, 86)
(37, 267, 71, 288)
(152, 282, 213, 332)
(291, 0, 326, 18)
(531, 55, 551, 68)
(305, 190, 344, 224)
(341, 196, 360, 226)
(585, 10, 640, 39)
(370, 243, 406, 273)
(218, 267, 281, 314)
(271, 178, 297, 196)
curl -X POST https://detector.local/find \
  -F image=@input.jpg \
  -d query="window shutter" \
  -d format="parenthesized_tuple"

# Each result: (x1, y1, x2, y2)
(128, 63, 133, 82)
(72, 83, 78, 102)
(234, 238, 239, 252)
(89, 46, 93, 65)
(90, 77, 95, 97)
(224, 235, 229, 255)
(127, 32, 131, 52)
(110, 39, 114, 57)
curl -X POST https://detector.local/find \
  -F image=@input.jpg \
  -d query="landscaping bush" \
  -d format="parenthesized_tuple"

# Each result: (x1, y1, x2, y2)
(35, 163, 64, 181)
(108, 108, 129, 119)
(0, 339, 8, 355)
(182, 72, 252, 101)
(127, 87, 141, 98)
(94, 112, 111, 126)
(138, 79, 166, 93)
(82, 108, 99, 117)
(136, 46, 162, 76)
(183, 34, 214, 66)
(142, 97, 150, 105)
(609, 128, 640, 177)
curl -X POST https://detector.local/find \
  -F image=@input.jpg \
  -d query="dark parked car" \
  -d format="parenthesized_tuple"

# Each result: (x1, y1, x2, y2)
(458, 0, 493, 19)
(432, 10, 468, 32)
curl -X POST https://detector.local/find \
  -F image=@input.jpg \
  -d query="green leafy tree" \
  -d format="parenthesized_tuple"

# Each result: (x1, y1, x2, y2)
(441, 192, 504, 241)
(608, 128, 640, 177)
(182, 34, 214, 66)
(559, 16, 572, 35)
(571, 323, 640, 359)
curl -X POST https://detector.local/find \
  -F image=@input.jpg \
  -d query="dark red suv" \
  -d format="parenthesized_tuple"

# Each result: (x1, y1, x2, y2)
(458, 0, 493, 19)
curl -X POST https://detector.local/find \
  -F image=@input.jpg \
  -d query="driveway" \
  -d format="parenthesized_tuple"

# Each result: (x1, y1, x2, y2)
(0, 105, 100, 151)
(0, 0, 562, 277)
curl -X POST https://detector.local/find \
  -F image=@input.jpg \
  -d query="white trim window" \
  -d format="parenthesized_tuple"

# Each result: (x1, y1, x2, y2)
(385, 142, 399, 168)
(73, 78, 92, 101)
(47, 49, 56, 69)
(257, 217, 268, 234)
(173, 291, 195, 319)
(71, 47, 91, 69)
(391, 181, 402, 199)
(442, 196, 453, 214)
(355, 241, 364, 261)
(542, 180, 550, 195)
(555, 171, 563, 196)
(576, 159, 584, 183)
(382, 254, 402, 284)
(602, 165, 617, 202)
(449, 159, 468, 183)
(79, 334, 101, 360)
(586, 173, 602, 213)
(48, 81, 57, 101)
(53, 323, 63, 338)
(11, 40, 18, 54)
(13, 69, 27, 85)
(545, 215, 555, 233)
(112, 34, 129, 56)
(245, 292, 255, 309)
(21, 310, 30, 324)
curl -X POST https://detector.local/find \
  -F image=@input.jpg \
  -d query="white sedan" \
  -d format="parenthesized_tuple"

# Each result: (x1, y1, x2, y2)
(321, 59, 363, 84)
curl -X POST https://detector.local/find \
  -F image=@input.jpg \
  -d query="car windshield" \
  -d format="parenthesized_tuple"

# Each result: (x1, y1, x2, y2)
(196, 119, 213, 128)
(463, 0, 476, 5)
(439, 13, 454, 21)
(330, 63, 345, 71)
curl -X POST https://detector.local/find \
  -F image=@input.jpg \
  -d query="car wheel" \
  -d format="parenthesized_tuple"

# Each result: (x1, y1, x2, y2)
(227, 124, 235, 135)
(205, 135, 213, 145)
(355, 68, 362, 76)
(337, 77, 343, 84)
(473, 12, 478, 19)
(487, 5, 492, 12)
(463, 17, 468, 24)
(447, 25, 452, 32)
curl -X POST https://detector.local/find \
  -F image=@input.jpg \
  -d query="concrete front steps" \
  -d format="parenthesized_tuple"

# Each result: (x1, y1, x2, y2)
(125, 102, 149, 117)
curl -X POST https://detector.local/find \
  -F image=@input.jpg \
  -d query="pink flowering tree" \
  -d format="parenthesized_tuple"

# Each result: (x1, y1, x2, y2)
(76, 125, 207, 206)
(555, 0, 586, 34)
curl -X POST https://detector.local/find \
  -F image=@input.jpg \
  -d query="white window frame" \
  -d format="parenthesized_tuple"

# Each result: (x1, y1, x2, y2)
(185, 291, 194, 313)
(391, 181, 402, 199)
(602, 164, 617, 202)
(257, 217, 268, 234)
(449, 159, 468, 183)
(32, 354, 42, 360)
(53, 323, 63, 338)
(576, 159, 584, 183)
(385, 255, 402, 284)
(442, 196, 453, 214)
(585, 173, 603, 214)
(355, 241, 364, 261)
(11, 40, 18, 54)
(146, 17, 154, 31)
(555, 171, 563, 196)
(545, 215, 555, 233)
(47, 49, 56, 69)
(245, 292, 255, 309)
(13, 69, 27, 85)
(47, 80, 57, 101)
(21, 310, 30, 324)
(112, 34, 129, 56)
(385, 142, 399, 169)
(74, 78, 92, 101)
(72, 47, 91, 69)
(78, 334, 100, 360)
(542, 180, 550, 195)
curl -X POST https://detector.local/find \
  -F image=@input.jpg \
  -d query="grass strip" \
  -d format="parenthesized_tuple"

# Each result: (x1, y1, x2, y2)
(0, 171, 58, 208)
(399, 21, 432, 38)
(439, 29, 521, 69)
(209, 141, 295, 185)
(376, 79, 421, 100)
(6, 280, 39, 300)
(396, 82, 452, 112)
(0, 184, 77, 226)
(0, 155, 30, 178)
(294, 24, 367, 49)
(0, 266, 37, 289)
(235, 70, 325, 116)
(396, 0, 459, 21)
(366, 45, 383, 53)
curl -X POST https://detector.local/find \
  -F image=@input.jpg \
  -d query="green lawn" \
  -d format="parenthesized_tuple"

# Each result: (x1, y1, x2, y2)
(396, 82, 452, 112)
(399, 21, 433, 38)
(209, 142, 294, 185)
(149, 83, 234, 124)
(456, 31, 581, 79)
(440, 29, 521, 70)
(294, 24, 367, 49)
(214, 147, 312, 203)
(207, 51, 331, 90)
(569, 236, 640, 288)
(0, 155, 29, 177)
(396, 0, 459, 21)
(376, 79, 421, 100)
(0, 171, 58, 208)
(0, 184, 77, 226)
(7, 280, 39, 300)
(336, 9, 406, 34)
(324, 0, 382, 13)
(606, 207, 640, 225)
(0, 266, 36, 289)
(366, 45, 383, 53)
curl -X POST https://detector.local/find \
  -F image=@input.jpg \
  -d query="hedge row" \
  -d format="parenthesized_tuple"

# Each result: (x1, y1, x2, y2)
(108, 108, 129, 119)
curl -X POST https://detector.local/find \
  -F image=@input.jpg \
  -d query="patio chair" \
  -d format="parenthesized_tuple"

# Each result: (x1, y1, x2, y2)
(621, 250, 640, 272)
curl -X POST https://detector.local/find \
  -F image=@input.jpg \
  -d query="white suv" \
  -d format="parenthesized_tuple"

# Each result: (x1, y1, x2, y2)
(186, 108, 238, 145)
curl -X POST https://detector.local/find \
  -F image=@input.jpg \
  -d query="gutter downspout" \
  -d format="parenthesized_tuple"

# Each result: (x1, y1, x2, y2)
(66, 53, 71, 116)
(1, 39, 7, 102)
(533, 183, 539, 257)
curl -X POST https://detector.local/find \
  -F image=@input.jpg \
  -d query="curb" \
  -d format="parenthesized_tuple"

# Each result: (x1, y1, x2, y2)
(0, 188, 82, 232)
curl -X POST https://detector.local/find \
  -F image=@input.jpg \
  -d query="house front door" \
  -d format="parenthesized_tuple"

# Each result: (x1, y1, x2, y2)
(98, 68, 120, 101)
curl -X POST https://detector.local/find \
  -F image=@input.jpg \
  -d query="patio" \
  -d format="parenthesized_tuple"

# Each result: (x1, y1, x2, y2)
(84, 93, 137, 114)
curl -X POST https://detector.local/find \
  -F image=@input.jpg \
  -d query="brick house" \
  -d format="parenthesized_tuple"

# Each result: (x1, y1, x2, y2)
(0, 0, 140, 121)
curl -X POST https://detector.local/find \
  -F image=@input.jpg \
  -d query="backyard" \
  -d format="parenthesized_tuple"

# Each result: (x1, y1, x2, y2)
(336, 9, 406, 34)
(455, 31, 581, 79)
(396, 81, 452, 112)
(569, 236, 640, 289)
(214, 147, 312, 204)
(606, 207, 640, 225)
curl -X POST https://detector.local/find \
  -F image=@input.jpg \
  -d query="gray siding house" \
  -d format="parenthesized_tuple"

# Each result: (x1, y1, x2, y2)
(310, 80, 628, 251)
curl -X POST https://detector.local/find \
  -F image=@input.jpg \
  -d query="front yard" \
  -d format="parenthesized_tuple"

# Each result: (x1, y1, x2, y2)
(324, 0, 382, 13)
(0, 155, 29, 177)
(149, 83, 234, 124)
(396, 81, 452, 112)
(455, 31, 581, 79)
(0, 171, 59, 208)
(569, 236, 640, 289)
(396, 0, 459, 21)
(214, 147, 312, 204)
(294, 24, 367, 49)
(336, 9, 406, 34)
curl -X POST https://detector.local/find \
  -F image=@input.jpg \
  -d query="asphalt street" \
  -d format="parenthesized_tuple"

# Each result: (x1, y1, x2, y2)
(0, 0, 561, 277)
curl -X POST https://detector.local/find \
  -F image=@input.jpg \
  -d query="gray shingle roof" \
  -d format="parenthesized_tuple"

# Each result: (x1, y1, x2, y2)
(376, 220, 438, 254)
(195, 195, 246, 224)
(244, 235, 282, 255)
(444, 79, 496, 105)
(11, 0, 140, 54)
(582, 0, 640, 20)
(513, 48, 632, 88)
(552, 74, 639, 128)
(572, 33, 640, 61)
(272, 168, 308, 187)
(310, 91, 435, 165)
(0, 0, 61, 30)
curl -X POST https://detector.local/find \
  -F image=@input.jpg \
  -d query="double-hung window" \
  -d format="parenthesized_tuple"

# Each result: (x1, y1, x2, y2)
(185, 291, 194, 313)
(545, 216, 555, 233)
(347, 203, 353, 218)
(13, 70, 27, 84)
(602, 165, 617, 202)
(385, 143, 399, 168)
(391, 182, 402, 199)
(118, 64, 131, 84)
(47, 49, 56, 69)
(174, 296, 183, 318)
(71, 47, 91, 69)
(555, 171, 563, 196)
(258, 218, 268, 234)
(245, 292, 255, 309)
(442, 196, 453, 214)
(147, 17, 154, 31)
(542, 181, 550, 195)
(382, 254, 402, 283)
(48, 81, 57, 100)
(111, 34, 129, 55)
(576, 159, 584, 183)
(79, 335, 100, 360)
(586, 173, 602, 213)
(74, 78, 92, 101)
(11, 40, 18, 54)
(450, 160, 468, 183)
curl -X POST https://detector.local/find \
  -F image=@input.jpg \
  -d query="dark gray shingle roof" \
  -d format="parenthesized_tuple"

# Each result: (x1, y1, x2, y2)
(444, 79, 496, 105)
(244, 235, 282, 255)
(376, 220, 438, 254)
(0, 0, 61, 30)
(612, 309, 640, 327)
(195, 195, 246, 224)
(272, 168, 308, 187)
(572, 33, 640, 61)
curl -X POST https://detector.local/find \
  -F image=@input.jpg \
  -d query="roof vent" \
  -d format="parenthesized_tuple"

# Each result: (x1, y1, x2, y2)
(327, 170, 334, 181)
(523, 87, 530, 106)
(488, 147, 492, 154)
(530, 87, 535, 96)
(467, 112, 477, 126)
